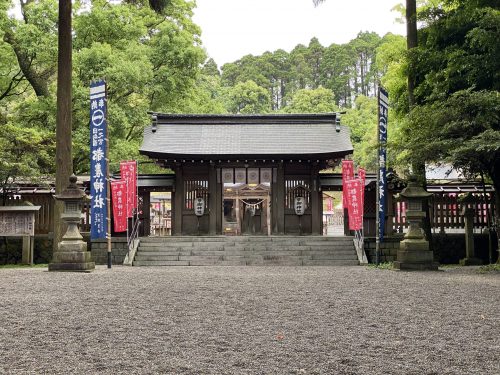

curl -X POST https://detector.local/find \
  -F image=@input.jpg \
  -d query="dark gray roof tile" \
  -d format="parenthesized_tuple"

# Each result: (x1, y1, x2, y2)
(140, 114, 353, 159)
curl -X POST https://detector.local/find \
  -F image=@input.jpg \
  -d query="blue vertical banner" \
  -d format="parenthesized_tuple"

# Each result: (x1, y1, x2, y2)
(378, 87, 389, 242)
(90, 80, 108, 240)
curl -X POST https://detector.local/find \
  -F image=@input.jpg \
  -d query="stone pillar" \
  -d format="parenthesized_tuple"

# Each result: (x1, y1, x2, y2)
(459, 207, 482, 265)
(49, 175, 95, 272)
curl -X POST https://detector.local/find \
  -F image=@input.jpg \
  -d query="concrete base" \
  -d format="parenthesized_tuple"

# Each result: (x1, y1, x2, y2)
(49, 240, 95, 272)
(459, 257, 483, 266)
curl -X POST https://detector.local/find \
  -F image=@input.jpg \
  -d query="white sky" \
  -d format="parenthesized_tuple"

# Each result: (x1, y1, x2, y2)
(193, 0, 406, 66)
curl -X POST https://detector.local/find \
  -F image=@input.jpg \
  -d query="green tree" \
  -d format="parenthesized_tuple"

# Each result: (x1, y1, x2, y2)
(0, 0, 206, 181)
(394, 0, 500, 254)
(283, 86, 336, 113)
(224, 80, 271, 114)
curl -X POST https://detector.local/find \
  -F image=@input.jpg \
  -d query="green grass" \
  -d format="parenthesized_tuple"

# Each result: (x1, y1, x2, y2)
(366, 261, 394, 270)
(477, 263, 500, 274)
(0, 264, 48, 269)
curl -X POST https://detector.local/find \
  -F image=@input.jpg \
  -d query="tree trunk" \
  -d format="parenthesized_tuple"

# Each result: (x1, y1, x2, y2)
(406, 0, 433, 250)
(406, 0, 417, 107)
(53, 0, 73, 252)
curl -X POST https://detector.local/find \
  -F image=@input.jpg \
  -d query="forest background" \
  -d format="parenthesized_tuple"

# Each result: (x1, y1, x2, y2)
(0, 0, 498, 200)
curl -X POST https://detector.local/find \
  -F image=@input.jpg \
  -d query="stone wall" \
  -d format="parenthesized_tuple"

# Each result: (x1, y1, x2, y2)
(90, 238, 129, 265)
(364, 233, 498, 264)
(364, 236, 403, 263)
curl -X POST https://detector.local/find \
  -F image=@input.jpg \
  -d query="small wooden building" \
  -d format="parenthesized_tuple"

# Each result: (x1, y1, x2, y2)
(139, 114, 353, 235)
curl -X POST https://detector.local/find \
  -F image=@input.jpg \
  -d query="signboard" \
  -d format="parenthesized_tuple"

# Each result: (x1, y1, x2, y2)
(120, 161, 137, 217)
(0, 209, 38, 236)
(90, 79, 108, 240)
(345, 178, 363, 230)
(294, 196, 306, 216)
(378, 87, 389, 241)
(111, 181, 127, 232)
(342, 160, 354, 208)
(194, 197, 205, 216)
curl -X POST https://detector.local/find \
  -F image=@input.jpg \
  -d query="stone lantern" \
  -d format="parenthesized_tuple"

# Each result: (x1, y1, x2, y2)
(49, 175, 95, 272)
(393, 176, 438, 270)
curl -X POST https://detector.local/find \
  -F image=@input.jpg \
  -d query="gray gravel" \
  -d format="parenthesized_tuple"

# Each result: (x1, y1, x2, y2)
(0, 266, 499, 375)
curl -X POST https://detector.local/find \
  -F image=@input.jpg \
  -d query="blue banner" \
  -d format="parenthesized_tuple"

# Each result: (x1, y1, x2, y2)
(378, 87, 389, 242)
(90, 80, 108, 240)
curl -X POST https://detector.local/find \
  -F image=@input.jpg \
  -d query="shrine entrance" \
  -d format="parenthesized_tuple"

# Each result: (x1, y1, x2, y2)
(222, 183, 271, 236)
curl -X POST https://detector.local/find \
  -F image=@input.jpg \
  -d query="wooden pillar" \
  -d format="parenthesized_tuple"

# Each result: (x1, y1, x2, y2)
(311, 165, 321, 235)
(216, 167, 222, 234)
(173, 166, 183, 235)
(22, 236, 33, 265)
(276, 162, 285, 234)
(141, 191, 151, 237)
(208, 164, 217, 235)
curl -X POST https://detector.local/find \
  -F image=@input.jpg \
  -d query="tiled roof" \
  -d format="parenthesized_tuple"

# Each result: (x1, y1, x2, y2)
(140, 114, 353, 159)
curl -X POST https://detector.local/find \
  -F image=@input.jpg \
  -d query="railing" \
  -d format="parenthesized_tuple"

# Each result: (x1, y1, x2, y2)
(128, 215, 141, 252)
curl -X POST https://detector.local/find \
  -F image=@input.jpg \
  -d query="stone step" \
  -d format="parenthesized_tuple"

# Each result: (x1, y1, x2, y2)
(139, 236, 354, 242)
(302, 260, 359, 266)
(133, 236, 359, 266)
(136, 252, 357, 260)
(132, 258, 359, 266)
(132, 260, 190, 266)
(136, 248, 357, 256)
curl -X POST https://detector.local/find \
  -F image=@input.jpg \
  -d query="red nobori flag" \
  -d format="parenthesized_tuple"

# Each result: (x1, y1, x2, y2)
(111, 180, 127, 232)
(345, 178, 363, 231)
(120, 161, 137, 217)
(358, 167, 366, 204)
(342, 160, 354, 208)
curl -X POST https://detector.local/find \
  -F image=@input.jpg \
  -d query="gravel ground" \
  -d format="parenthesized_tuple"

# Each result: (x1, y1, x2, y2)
(0, 266, 499, 375)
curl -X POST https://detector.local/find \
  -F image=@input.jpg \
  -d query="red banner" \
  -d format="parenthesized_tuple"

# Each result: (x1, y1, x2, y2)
(342, 160, 354, 208)
(345, 178, 363, 230)
(358, 167, 366, 204)
(111, 180, 127, 232)
(120, 161, 137, 217)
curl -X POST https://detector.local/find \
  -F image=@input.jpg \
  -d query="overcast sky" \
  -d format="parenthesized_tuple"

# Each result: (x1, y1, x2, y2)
(193, 0, 406, 66)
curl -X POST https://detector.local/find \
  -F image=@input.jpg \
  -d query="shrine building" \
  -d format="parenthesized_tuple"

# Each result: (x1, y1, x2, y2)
(139, 113, 353, 236)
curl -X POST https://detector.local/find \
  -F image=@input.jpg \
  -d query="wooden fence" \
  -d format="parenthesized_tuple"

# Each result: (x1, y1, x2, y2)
(393, 192, 495, 233)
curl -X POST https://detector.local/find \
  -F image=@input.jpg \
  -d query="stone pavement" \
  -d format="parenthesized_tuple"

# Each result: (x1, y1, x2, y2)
(0, 266, 498, 374)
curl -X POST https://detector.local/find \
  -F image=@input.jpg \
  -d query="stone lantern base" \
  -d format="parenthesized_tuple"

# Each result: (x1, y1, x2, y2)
(393, 238, 439, 271)
(48, 240, 95, 272)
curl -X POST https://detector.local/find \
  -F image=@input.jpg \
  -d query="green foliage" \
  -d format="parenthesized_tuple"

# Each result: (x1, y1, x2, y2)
(221, 33, 386, 111)
(366, 261, 394, 270)
(342, 96, 378, 170)
(0, 0, 206, 184)
(478, 263, 500, 273)
(394, 1, 500, 187)
(283, 86, 336, 113)
(224, 80, 271, 114)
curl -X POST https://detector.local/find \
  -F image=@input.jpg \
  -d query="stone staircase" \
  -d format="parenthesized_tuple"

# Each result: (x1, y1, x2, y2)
(132, 236, 359, 266)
